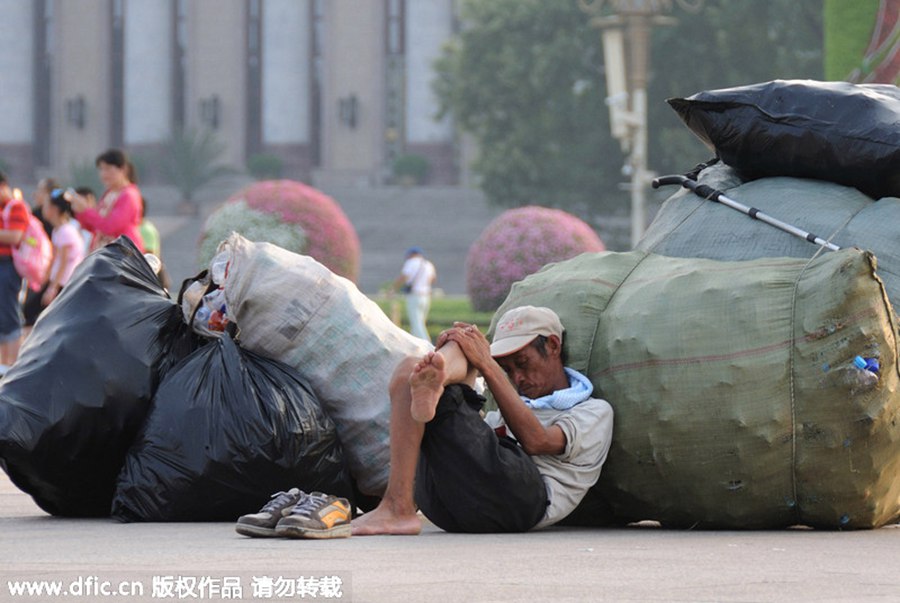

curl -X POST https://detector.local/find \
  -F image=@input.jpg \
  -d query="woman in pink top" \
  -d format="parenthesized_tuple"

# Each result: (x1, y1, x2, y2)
(70, 148, 145, 252)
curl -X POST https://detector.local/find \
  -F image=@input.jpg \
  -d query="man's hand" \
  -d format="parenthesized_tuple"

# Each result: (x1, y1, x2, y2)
(442, 322, 568, 456)
(436, 322, 494, 373)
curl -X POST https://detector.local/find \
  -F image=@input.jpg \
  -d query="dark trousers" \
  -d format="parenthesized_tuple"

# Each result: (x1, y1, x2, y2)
(414, 384, 548, 533)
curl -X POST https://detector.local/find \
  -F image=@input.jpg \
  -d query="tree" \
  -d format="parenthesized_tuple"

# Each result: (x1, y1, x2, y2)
(161, 128, 235, 212)
(434, 0, 624, 218)
(648, 0, 825, 177)
(434, 0, 825, 221)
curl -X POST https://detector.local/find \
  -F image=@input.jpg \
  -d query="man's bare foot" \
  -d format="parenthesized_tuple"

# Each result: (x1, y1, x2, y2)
(351, 505, 422, 536)
(409, 351, 446, 422)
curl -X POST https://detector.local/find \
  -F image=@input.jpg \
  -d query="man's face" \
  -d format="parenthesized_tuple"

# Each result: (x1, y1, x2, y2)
(495, 339, 563, 399)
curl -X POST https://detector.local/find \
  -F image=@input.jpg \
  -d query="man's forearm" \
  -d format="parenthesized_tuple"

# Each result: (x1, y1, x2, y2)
(481, 363, 565, 455)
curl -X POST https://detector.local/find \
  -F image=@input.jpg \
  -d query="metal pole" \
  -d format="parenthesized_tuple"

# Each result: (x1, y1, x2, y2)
(652, 175, 842, 252)
(581, 0, 698, 246)
(627, 14, 650, 246)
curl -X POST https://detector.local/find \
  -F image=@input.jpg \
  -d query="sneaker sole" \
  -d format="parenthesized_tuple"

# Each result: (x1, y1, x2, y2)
(235, 523, 279, 538)
(275, 523, 351, 540)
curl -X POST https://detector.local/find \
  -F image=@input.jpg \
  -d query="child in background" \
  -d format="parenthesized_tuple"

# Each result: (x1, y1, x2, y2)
(40, 189, 85, 308)
(31, 177, 58, 237)
(138, 196, 170, 290)
(139, 196, 161, 257)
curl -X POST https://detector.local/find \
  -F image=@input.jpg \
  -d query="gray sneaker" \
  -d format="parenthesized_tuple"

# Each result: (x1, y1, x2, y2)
(235, 488, 305, 538)
(275, 492, 352, 539)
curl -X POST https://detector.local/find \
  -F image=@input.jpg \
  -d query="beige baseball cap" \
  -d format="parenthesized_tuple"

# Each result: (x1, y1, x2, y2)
(490, 305, 564, 358)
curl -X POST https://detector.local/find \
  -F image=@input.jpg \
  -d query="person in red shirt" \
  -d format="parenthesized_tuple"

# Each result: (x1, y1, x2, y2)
(0, 171, 28, 367)
(69, 148, 144, 253)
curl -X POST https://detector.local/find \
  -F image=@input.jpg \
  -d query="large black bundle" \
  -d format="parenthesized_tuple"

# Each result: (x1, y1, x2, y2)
(668, 80, 900, 200)
(0, 237, 196, 516)
(112, 334, 353, 522)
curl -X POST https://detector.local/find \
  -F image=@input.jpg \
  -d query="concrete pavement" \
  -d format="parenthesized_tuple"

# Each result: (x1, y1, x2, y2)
(2, 473, 899, 603)
(6, 179, 897, 602)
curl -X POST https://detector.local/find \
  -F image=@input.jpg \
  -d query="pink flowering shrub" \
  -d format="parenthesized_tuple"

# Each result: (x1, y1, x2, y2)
(466, 206, 605, 311)
(202, 179, 361, 282)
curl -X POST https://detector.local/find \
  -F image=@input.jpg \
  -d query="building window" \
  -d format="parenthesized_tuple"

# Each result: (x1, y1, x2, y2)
(111, 0, 125, 147)
(246, 0, 262, 156)
(386, 0, 404, 54)
(310, 0, 325, 167)
(33, 0, 53, 167)
(172, 0, 187, 130)
(384, 0, 405, 169)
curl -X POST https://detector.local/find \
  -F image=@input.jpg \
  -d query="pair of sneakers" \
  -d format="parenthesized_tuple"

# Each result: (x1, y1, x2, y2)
(235, 488, 352, 539)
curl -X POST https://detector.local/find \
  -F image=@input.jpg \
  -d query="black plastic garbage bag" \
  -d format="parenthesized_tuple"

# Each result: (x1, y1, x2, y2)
(668, 79, 900, 200)
(0, 237, 196, 516)
(111, 333, 353, 522)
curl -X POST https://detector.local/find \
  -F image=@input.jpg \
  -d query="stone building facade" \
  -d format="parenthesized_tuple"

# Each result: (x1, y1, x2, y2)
(0, 0, 459, 186)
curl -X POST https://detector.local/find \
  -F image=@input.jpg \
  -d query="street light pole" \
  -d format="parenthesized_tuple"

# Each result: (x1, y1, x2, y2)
(625, 11, 652, 247)
(580, 0, 701, 247)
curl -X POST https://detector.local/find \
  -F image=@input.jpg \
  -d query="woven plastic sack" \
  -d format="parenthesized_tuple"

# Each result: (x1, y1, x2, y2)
(207, 234, 431, 496)
(638, 163, 900, 313)
(112, 334, 352, 522)
(667, 79, 900, 199)
(0, 237, 196, 516)
(492, 249, 900, 529)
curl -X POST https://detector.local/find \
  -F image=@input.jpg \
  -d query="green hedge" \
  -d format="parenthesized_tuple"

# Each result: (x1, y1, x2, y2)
(373, 295, 496, 342)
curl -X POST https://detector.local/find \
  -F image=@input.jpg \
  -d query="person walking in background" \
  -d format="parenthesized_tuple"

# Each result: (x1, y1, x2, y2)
(0, 172, 27, 368)
(69, 148, 144, 252)
(395, 246, 436, 341)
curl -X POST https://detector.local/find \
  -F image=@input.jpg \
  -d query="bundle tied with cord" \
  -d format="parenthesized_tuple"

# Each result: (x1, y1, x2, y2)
(640, 162, 900, 314)
(491, 249, 900, 529)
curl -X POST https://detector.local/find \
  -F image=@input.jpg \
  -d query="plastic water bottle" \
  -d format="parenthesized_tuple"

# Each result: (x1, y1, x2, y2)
(195, 306, 211, 324)
(849, 355, 879, 391)
(853, 356, 880, 374)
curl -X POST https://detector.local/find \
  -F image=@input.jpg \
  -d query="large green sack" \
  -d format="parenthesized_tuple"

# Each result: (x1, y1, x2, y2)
(637, 163, 900, 313)
(491, 249, 900, 529)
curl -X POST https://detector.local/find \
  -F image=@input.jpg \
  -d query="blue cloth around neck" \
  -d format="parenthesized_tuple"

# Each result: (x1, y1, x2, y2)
(519, 367, 593, 411)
